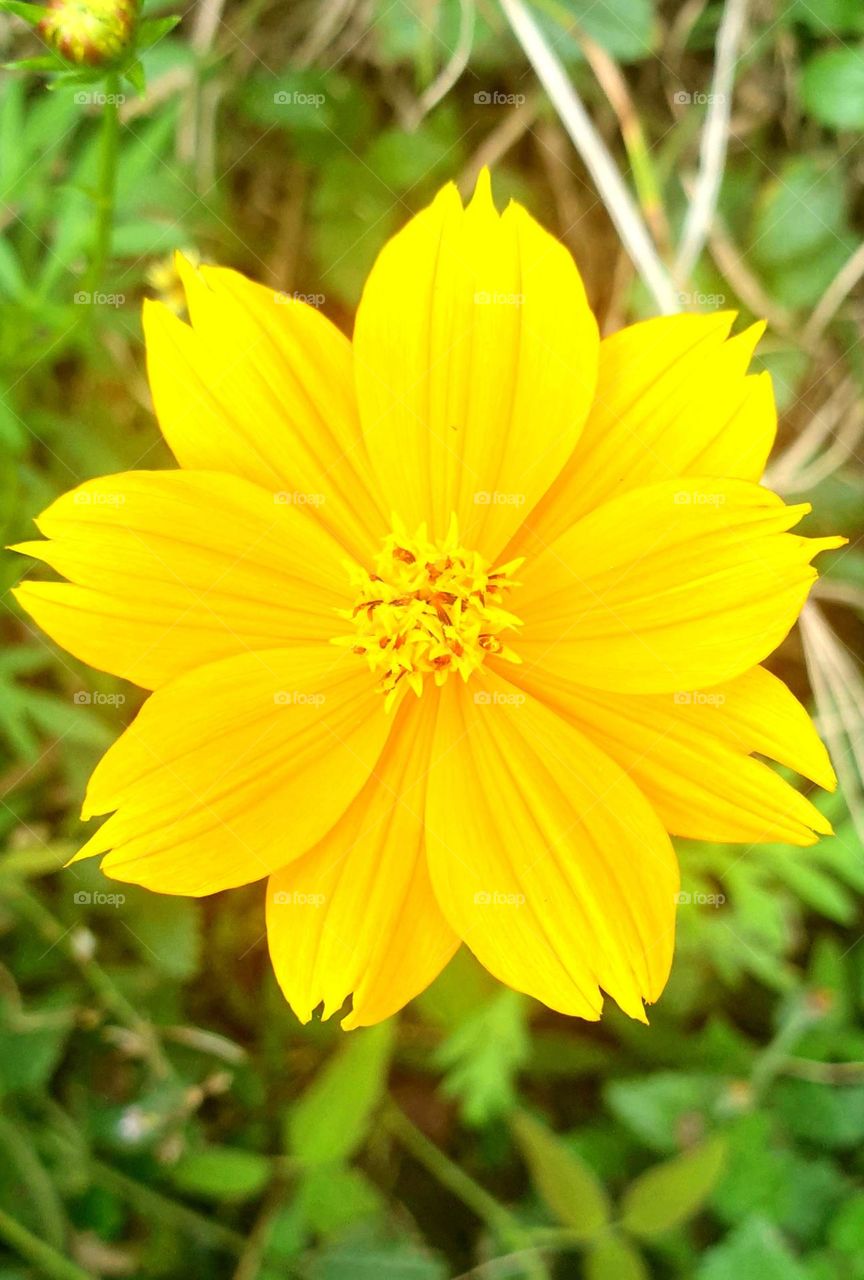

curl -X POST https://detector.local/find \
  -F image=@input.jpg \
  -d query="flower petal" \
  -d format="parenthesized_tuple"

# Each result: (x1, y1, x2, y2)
(72, 647, 392, 896)
(13, 470, 349, 690)
(143, 259, 386, 561)
(424, 675, 679, 1021)
(353, 172, 599, 558)
(510, 664, 834, 846)
(516, 477, 843, 694)
(267, 695, 458, 1028)
(513, 313, 776, 553)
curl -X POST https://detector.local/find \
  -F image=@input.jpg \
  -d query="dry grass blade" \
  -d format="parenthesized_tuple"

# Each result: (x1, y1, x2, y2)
(499, 0, 680, 314)
(675, 0, 750, 279)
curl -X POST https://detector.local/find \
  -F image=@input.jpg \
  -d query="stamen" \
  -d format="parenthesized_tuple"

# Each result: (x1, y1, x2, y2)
(333, 516, 524, 709)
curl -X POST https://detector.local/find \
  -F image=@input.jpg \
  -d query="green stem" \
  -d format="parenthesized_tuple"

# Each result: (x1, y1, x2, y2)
(0, 1207, 94, 1280)
(81, 72, 121, 305)
(383, 1103, 551, 1280)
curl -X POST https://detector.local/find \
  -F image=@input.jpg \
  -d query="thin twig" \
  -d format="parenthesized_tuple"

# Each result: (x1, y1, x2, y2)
(675, 0, 750, 279)
(499, 0, 680, 314)
(803, 239, 864, 346)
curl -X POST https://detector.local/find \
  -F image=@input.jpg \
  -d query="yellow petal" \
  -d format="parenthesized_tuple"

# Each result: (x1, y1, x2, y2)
(424, 675, 679, 1021)
(143, 259, 386, 562)
(514, 313, 776, 552)
(517, 477, 843, 694)
(267, 695, 458, 1027)
(353, 171, 599, 559)
(12, 470, 349, 690)
(72, 647, 392, 896)
(510, 664, 834, 846)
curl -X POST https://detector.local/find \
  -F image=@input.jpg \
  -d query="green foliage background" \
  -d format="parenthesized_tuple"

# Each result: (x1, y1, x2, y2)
(1, 1, 864, 1277)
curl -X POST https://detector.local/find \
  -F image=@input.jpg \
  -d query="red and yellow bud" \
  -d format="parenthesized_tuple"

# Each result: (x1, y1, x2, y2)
(39, 0, 137, 67)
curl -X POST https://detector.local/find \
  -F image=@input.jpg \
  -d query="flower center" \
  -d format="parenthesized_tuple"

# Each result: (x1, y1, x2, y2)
(335, 516, 523, 708)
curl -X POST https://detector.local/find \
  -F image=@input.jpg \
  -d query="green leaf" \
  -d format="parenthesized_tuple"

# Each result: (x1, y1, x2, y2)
(121, 892, 202, 980)
(169, 1145, 272, 1203)
(604, 1074, 723, 1152)
(785, 0, 864, 35)
(802, 47, 864, 131)
(619, 1135, 727, 1239)
(829, 1192, 864, 1253)
(511, 1110, 610, 1238)
(136, 15, 181, 48)
(287, 1023, 394, 1166)
(697, 1217, 810, 1280)
(123, 59, 146, 95)
(751, 158, 847, 267)
(436, 988, 529, 1126)
(0, 2, 43, 26)
(585, 1236, 650, 1280)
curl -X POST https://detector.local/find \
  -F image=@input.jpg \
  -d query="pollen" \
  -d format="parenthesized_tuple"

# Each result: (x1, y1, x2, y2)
(334, 515, 523, 708)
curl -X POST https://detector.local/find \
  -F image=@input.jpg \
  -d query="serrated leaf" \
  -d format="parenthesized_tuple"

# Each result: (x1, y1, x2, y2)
(287, 1022, 394, 1167)
(619, 1135, 727, 1239)
(511, 1110, 610, 1238)
(436, 988, 528, 1126)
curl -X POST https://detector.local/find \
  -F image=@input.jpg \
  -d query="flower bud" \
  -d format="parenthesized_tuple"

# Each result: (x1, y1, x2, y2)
(39, 0, 137, 67)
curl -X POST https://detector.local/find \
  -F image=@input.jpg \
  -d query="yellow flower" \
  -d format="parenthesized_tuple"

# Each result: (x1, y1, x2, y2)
(13, 173, 843, 1028)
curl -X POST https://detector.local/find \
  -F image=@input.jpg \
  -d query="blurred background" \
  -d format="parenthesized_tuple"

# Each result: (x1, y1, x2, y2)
(1, 0, 864, 1276)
